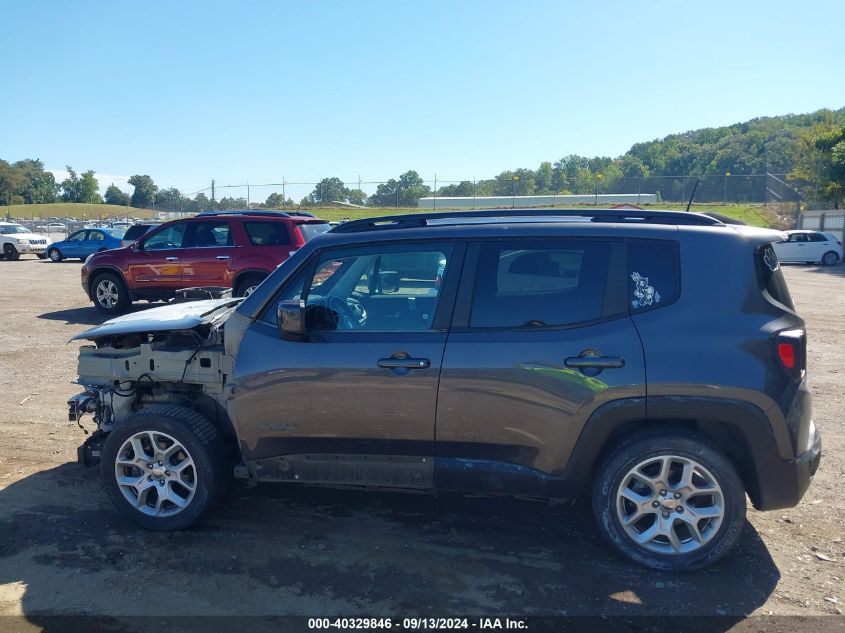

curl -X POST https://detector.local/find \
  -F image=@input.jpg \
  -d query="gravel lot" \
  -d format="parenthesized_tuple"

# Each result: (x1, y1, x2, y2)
(0, 257, 843, 623)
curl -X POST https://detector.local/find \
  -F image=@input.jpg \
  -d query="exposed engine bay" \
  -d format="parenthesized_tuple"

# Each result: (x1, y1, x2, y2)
(68, 299, 244, 465)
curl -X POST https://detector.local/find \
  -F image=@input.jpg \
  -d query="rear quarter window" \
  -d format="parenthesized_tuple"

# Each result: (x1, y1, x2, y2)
(628, 239, 680, 312)
(757, 243, 795, 310)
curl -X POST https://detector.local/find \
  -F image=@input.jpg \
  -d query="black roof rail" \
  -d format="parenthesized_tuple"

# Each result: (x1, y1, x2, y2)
(196, 210, 320, 219)
(330, 208, 722, 233)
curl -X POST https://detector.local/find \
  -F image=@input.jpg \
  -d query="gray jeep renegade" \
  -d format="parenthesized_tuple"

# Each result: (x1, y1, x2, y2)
(69, 208, 821, 570)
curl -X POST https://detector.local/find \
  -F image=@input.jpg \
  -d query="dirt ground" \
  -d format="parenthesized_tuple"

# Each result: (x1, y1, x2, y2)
(0, 257, 843, 625)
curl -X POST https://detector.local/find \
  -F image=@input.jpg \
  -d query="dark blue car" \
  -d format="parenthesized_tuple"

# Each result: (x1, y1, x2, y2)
(47, 228, 125, 262)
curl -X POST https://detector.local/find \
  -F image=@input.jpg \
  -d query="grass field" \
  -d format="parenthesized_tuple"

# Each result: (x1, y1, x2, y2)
(3, 201, 784, 228)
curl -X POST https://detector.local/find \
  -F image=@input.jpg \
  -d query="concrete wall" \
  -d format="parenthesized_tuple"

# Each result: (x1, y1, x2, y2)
(417, 193, 658, 209)
(799, 210, 845, 242)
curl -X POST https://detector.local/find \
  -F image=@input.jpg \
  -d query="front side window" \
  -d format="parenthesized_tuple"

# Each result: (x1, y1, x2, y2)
(68, 231, 87, 242)
(0, 224, 28, 235)
(788, 233, 808, 243)
(469, 240, 613, 328)
(144, 223, 187, 250)
(304, 243, 453, 331)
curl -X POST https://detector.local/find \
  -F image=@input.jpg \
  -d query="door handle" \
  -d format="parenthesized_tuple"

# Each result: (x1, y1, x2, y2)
(377, 357, 431, 370)
(216, 255, 230, 260)
(564, 356, 625, 369)
(165, 256, 178, 261)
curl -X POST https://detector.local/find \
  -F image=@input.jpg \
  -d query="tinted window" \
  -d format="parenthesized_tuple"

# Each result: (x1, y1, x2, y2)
(188, 221, 232, 247)
(788, 233, 808, 242)
(628, 239, 680, 312)
(757, 243, 794, 310)
(144, 223, 187, 250)
(89, 231, 105, 241)
(124, 224, 157, 242)
(244, 221, 291, 246)
(808, 233, 827, 242)
(297, 222, 331, 241)
(68, 231, 87, 241)
(470, 240, 612, 328)
(305, 244, 452, 331)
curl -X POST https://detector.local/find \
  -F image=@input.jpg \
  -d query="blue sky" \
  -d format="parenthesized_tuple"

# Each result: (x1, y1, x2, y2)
(1, 0, 844, 201)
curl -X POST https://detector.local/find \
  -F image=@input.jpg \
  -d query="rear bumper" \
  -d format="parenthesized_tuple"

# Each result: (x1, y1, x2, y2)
(754, 422, 821, 511)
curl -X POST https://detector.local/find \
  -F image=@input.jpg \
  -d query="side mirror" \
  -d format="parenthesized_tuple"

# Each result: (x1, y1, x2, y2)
(277, 300, 305, 340)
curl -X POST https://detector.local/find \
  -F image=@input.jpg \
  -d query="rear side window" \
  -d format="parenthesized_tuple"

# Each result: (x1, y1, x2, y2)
(757, 243, 795, 310)
(808, 233, 827, 242)
(244, 221, 291, 246)
(469, 239, 614, 328)
(628, 239, 680, 312)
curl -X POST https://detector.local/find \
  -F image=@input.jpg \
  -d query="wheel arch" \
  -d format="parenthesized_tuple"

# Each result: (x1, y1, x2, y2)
(233, 268, 270, 294)
(562, 396, 780, 508)
(88, 265, 133, 300)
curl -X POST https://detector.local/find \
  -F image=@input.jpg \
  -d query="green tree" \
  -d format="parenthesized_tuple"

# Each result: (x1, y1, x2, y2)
(14, 159, 58, 203)
(370, 170, 431, 207)
(104, 184, 129, 206)
(264, 192, 290, 208)
(346, 188, 367, 206)
(128, 174, 158, 208)
(78, 170, 100, 203)
(535, 161, 554, 193)
(155, 187, 184, 211)
(217, 196, 248, 210)
(60, 166, 80, 202)
(437, 180, 475, 197)
(0, 160, 26, 206)
(310, 177, 349, 204)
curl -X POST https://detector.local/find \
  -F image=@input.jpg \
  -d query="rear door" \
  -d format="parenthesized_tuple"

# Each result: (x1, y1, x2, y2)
(179, 219, 236, 287)
(435, 237, 646, 491)
(127, 221, 188, 291)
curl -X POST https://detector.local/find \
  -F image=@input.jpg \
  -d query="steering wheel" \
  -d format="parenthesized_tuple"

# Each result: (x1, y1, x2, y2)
(309, 296, 367, 330)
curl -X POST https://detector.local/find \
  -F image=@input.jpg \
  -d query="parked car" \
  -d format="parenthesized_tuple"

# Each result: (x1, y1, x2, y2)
(111, 221, 133, 231)
(68, 208, 820, 571)
(0, 221, 52, 260)
(81, 210, 330, 314)
(46, 222, 67, 234)
(47, 228, 125, 262)
(120, 222, 161, 247)
(772, 230, 842, 266)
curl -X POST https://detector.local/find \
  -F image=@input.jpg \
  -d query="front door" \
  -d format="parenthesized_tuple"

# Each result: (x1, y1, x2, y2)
(435, 238, 647, 494)
(126, 222, 188, 292)
(233, 240, 463, 488)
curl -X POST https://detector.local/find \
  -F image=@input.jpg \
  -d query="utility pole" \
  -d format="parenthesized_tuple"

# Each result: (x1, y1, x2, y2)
(282, 178, 286, 207)
(247, 182, 250, 209)
(433, 174, 437, 211)
(724, 171, 730, 206)
(211, 179, 215, 211)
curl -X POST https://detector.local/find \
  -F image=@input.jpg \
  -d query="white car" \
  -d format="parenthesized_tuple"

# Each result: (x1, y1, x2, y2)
(0, 221, 52, 260)
(773, 230, 842, 266)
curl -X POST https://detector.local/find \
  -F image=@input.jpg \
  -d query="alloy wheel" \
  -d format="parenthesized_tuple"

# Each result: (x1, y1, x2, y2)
(113, 430, 197, 517)
(615, 455, 724, 555)
(96, 279, 120, 309)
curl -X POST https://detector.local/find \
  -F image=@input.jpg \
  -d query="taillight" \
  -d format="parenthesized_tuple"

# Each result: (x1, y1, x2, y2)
(777, 342, 795, 368)
(776, 328, 805, 378)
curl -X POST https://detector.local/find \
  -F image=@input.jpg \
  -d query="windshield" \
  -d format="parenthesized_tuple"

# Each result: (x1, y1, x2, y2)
(297, 222, 331, 241)
(0, 224, 30, 235)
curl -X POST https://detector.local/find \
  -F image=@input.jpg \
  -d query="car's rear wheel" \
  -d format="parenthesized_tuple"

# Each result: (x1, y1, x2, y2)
(822, 251, 839, 266)
(3, 244, 20, 261)
(48, 248, 62, 262)
(592, 429, 745, 571)
(100, 406, 231, 530)
(235, 273, 266, 297)
(92, 272, 131, 314)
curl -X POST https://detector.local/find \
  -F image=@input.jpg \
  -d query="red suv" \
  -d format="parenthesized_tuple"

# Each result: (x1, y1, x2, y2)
(81, 211, 330, 314)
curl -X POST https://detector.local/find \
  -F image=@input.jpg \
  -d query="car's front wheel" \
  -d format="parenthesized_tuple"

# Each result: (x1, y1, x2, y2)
(100, 406, 231, 530)
(48, 248, 63, 262)
(235, 273, 267, 297)
(92, 272, 130, 314)
(822, 251, 840, 266)
(592, 429, 746, 571)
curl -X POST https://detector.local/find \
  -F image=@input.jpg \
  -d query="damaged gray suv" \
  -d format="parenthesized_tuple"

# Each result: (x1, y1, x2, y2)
(68, 209, 821, 570)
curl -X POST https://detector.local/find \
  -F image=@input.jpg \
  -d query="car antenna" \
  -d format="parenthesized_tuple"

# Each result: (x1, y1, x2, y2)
(685, 178, 701, 212)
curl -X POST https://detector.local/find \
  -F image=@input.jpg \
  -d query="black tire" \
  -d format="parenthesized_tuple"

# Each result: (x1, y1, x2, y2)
(48, 248, 63, 262)
(822, 251, 839, 266)
(36, 253, 46, 259)
(91, 271, 131, 314)
(100, 405, 231, 530)
(235, 273, 267, 297)
(592, 428, 746, 571)
(3, 244, 20, 261)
